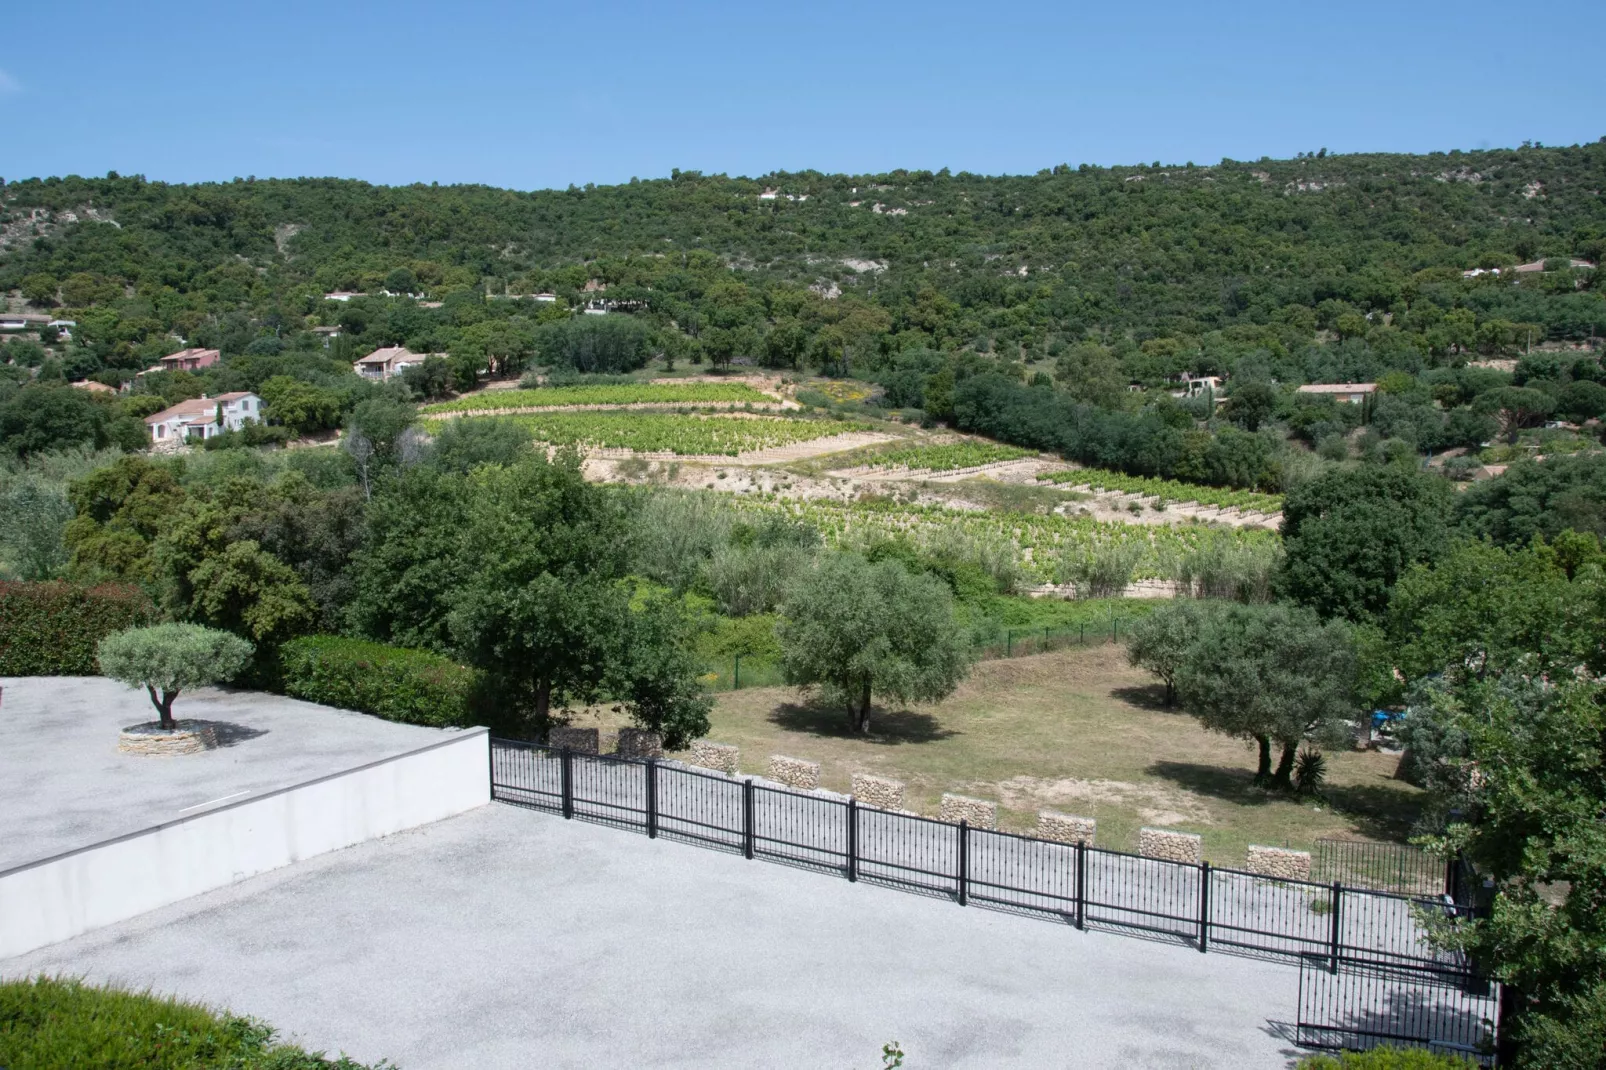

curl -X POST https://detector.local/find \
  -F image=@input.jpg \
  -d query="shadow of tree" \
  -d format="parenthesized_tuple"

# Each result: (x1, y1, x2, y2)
(1146, 760, 1425, 841)
(767, 702, 959, 746)
(202, 721, 269, 748)
(1110, 683, 1181, 713)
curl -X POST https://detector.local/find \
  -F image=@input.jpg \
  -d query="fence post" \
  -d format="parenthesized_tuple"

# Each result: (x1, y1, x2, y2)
(487, 737, 496, 800)
(1444, 852, 1458, 901)
(560, 746, 574, 820)
(1080, 622, 1086, 644)
(645, 758, 658, 839)
(1006, 630, 1012, 657)
(846, 798, 858, 882)
(957, 819, 970, 906)
(1328, 881, 1342, 973)
(1075, 840, 1087, 930)
(734, 655, 741, 690)
(1198, 861, 1211, 953)
(742, 778, 755, 860)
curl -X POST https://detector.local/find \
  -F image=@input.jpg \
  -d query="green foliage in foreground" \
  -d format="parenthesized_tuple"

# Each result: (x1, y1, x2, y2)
(1296, 1048, 1479, 1068)
(96, 623, 254, 728)
(421, 382, 773, 413)
(0, 976, 388, 1070)
(280, 635, 482, 727)
(0, 580, 153, 675)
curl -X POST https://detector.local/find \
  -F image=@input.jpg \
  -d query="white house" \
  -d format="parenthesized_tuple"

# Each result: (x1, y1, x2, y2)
(145, 393, 263, 444)
(353, 346, 427, 381)
(1170, 374, 1224, 400)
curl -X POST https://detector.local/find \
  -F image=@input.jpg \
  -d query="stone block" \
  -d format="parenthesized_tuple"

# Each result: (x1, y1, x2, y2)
(1036, 810, 1096, 846)
(850, 773, 905, 811)
(938, 793, 997, 829)
(1139, 827, 1202, 864)
(118, 720, 218, 756)
(548, 726, 599, 754)
(615, 728, 663, 760)
(767, 754, 820, 791)
(1245, 845, 1312, 881)
(688, 740, 739, 776)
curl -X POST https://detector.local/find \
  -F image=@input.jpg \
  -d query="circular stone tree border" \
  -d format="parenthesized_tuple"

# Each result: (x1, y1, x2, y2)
(118, 720, 220, 756)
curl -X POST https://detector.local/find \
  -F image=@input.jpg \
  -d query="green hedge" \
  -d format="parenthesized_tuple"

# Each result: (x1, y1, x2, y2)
(280, 635, 480, 727)
(0, 976, 384, 1069)
(0, 582, 154, 676)
(1297, 1048, 1480, 1068)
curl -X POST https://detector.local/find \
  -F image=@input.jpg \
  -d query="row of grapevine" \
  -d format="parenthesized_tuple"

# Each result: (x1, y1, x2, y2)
(428, 411, 870, 456)
(859, 442, 1034, 472)
(1037, 468, 1284, 513)
(718, 495, 1282, 583)
(421, 382, 774, 413)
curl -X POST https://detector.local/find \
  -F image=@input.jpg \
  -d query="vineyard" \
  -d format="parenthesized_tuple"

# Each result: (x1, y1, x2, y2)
(859, 442, 1034, 472)
(1037, 468, 1284, 513)
(721, 494, 1282, 583)
(450, 411, 871, 456)
(421, 382, 775, 413)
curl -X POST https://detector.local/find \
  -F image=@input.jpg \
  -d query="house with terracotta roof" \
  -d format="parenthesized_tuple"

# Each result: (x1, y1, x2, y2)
(157, 348, 221, 372)
(1296, 382, 1376, 404)
(145, 392, 263, 444)
(353, 346, 427, 381)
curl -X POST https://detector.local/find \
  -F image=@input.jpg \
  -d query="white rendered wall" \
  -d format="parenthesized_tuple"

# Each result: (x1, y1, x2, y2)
(0, 728, 489, 960)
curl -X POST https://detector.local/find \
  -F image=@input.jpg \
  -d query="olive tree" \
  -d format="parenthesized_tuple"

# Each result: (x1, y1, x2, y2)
(96, 623, 254, 729)
(1123, 599, 1205, 706)
(776, 552, 972, 734)
(1172, 602, 1358, 789)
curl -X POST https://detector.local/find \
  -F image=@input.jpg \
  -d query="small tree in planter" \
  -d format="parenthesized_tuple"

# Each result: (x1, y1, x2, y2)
(97, 624, 254, 729)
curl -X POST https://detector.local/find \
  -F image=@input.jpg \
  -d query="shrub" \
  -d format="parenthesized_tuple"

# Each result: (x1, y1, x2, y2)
(0, 975, 386, 1069)
(279, 635, 481, 727)
(0, 581, 153, 676)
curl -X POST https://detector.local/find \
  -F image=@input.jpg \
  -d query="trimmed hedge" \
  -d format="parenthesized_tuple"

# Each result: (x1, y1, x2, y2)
(0, 582, 154, 676)
(279, 635, 480, 727)
(0, 975, 385, 1069)
(1297, 1049, 1479, 1068)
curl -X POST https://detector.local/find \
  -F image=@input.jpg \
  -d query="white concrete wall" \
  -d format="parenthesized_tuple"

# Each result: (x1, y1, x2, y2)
(0, 728, 489, 960)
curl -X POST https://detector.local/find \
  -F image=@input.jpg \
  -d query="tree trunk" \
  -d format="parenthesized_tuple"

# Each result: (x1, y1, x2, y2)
(1253, 735, 1272, 785)
(1271, 740, 1299, 791)
(854, 680, 873, 734)
(534, 678, 552, 727)
(1163, 677, 1176, 707)
(148, 685, 179, 730)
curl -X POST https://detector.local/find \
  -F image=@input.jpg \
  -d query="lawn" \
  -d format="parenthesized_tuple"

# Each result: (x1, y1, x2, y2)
(668, 644, 1422, 865)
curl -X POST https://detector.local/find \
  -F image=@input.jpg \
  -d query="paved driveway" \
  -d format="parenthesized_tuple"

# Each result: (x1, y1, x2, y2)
(4, 804, 1304, 1068)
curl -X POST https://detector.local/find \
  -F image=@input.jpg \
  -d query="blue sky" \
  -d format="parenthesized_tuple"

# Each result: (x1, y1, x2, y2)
(3, 0, 1601, 190)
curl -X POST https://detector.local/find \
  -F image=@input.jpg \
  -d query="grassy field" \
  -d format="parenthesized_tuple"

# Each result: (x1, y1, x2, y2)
(656, 644, 1421, 864)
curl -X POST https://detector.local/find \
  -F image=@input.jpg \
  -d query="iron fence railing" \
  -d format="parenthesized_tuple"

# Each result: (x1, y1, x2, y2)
(1314, 838, 1450, 897)
(490, 739, 1478, 981)
(1298, 955, 1498, 1065)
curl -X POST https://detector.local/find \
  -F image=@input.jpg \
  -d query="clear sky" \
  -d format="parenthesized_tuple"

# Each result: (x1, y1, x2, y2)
(3, 0, 1601, 191)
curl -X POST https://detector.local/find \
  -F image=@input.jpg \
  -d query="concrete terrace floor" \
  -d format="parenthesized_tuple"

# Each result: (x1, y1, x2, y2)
(0, 676, 460, 870)
(4, 804, 1306, 1069)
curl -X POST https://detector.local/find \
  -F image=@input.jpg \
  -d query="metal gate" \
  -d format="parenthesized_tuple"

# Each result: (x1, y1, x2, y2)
(1296, 954, 1498, 1065)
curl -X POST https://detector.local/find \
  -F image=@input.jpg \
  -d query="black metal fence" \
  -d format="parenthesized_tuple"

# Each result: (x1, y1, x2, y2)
(1298, 956, 1498, 1065)
(491, 739, 1478, 981)
(1315, 838, 1450, 897)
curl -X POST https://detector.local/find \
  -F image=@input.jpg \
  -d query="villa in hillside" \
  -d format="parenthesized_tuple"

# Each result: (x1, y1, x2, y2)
(156, 347, 222, 372)
(353, 346, 428, 381)
(1295, 382, 1376, 404)
(145, 392, 264, 443)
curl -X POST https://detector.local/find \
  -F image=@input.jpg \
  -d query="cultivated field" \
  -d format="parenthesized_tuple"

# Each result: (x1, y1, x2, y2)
(422, 382, 778, 413)
(431, 411, 871, 456)
(1038, 469, 1285, 514)
(653, 644, 1421, 863)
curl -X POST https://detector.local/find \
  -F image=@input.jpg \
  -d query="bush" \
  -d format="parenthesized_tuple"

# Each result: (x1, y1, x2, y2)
(279, 635, 481, 727)
(0, 975, 386, 1069)
(0, 581, 153, 675)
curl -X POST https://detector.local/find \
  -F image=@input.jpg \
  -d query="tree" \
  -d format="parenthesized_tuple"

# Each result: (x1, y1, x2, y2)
(1276, 466, 1454, 621)
(1123, 599, 1204, 706)
(0, 475, 73, 580)
(344, 396, 418, 499)
(96, 623, 254, 729)
(258, 375, 340, 436)
(607, 590, 713, 749)
(0, 386, 106, 459)
(775, 552, 972, 733)
(1223, 380, 1277, 432)
(1172, 602, 1358, 789)
(1479, 386, 1554, 444)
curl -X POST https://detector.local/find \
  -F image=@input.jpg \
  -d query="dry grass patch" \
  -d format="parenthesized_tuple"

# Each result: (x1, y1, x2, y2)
(669, 644, 1421, 864)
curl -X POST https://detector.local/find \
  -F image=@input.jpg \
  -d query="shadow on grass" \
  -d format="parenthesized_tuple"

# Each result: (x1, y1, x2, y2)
(1146, 760, 1424, 842)
(767, 702, 959, 746)
(1110, 684, 1182, 713)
